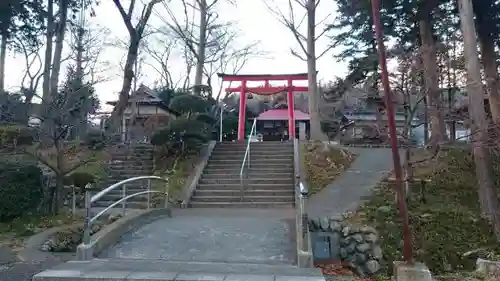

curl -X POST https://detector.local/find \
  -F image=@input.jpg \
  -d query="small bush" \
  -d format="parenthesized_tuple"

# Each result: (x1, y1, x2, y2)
(0, 125, 35, 147)
(84, 129, 106, 150)
(0, 162, 44, 222)
(64, 172, 96, 191)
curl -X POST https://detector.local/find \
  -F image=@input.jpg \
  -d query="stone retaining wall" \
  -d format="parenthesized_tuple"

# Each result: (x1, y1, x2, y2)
(309, 217, 382, 276)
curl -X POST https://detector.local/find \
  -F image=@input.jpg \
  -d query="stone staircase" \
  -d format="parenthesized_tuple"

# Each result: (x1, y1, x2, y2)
(190, 141, 295, 208)
(93, 144, 155, 208)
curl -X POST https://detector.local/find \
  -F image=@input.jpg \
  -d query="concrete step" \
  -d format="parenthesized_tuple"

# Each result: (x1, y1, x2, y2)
(197, 183, 293, 190)
(98, 193, 149, 201)
(210, 154, 293, 160)
(217, 142, 293, 145)
(110, 157, 154, 161)
(208, 158, 292, 164)
(207, 160, 293, 169)
(108, 164, 154, 168)
(194, 189, 295, 197)
(189, 201, 294, 208)
(33, 259, 325, 281)
(203, 166, 294, 174)
(201, 172, 293, 179)
(92, 200, 148, 208)
(199, 178, 293, 185)
(191, 195, 294, 203)
(107, 173, 154, 179)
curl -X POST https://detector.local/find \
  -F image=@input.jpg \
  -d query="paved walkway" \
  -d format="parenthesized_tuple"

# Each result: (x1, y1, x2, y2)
(307, 147, 401, 218)
(101, 208, 297, 264)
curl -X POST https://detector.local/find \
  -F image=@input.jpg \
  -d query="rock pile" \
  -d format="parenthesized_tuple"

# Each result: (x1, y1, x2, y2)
(309, 217, 383, 276)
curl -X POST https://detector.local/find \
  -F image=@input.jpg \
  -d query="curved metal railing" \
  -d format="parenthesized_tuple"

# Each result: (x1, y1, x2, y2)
(82, 176, 170, 246)
(239, 118, 257, 200)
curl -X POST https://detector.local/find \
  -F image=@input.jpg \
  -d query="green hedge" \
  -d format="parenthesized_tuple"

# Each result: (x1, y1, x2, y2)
(0, 162, 44, 222)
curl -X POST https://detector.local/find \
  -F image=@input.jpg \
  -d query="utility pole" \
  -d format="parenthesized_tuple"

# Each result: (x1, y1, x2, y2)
(370, 0, 413, 262)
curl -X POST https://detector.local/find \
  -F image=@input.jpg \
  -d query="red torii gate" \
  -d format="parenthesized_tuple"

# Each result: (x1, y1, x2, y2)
(217, 73, 309, 141)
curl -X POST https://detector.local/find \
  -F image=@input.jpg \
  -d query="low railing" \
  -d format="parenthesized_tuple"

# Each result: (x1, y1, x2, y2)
(239, 118, 257, 200)
(82, 176, 170, 247)
(293, 138, 313, 267)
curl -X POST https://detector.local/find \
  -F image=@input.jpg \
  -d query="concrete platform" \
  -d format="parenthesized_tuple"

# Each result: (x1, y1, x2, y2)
(99, 208, 297, 265)
(32, 258, 326, 280)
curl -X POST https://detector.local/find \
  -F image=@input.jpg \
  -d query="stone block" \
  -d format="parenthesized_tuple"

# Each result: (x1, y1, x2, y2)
(126, 271, 178, 280)
(477, 258, 500, 274)
(275, 276, 326, 281)
(174, 273, 225, 281)
(32, 269, 83, 281)
(223, 274, 274, 281)
(76, 244, 94, 261)
(393, 261, 432, 281)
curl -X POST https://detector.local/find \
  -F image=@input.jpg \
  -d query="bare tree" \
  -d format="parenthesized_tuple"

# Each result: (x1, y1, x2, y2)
(458, 0, 500, 239)
(265, 0, 333, 140)
(68, 24, 111, 84)
(159, 0, 234, 94)
(142, 32, 177, 88)
(109, 0, 163, 131)
(213, 40, 264, 101)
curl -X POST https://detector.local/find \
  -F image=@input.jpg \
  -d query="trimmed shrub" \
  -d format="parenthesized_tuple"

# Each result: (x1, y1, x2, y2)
(64, 172, 96, 191)
(0, 125, 35, 147)
(0, 162, 44, 221)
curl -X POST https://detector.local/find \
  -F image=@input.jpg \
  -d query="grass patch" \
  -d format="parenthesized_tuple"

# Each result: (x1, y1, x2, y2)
(302, 141, 357, 194)
(348, 148, 500, 277)
(152, 154, 200, 200)
(0, 212, 82, 249)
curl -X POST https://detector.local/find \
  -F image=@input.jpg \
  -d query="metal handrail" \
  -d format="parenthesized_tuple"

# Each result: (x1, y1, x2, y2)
(82, 176, 170, 246)
(239, 118, 257, 200)
(89, 190, 166, 225)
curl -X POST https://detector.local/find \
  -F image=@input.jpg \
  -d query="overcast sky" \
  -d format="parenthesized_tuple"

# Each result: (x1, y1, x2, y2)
(4, 0, 349, 111)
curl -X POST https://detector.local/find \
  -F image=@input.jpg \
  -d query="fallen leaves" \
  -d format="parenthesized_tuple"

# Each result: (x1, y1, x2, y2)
(314, 260, 374, 281)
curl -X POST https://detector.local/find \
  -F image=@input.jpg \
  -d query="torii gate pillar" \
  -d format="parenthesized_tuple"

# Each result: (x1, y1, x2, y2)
(237, 81, 247, 141)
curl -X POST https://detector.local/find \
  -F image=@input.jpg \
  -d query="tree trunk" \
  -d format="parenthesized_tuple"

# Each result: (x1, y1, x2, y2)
(194, 0, 207, 95)
(419, 20, 447, 146)
(49, 0, 69, 99)
(458, 0, 500, 240)
(306, 0, 323, 140)
(478, 31, 500, 124)
(41, 0, 55, 105)
(110, 36, 140, 131)
(0, 34, 7, 92)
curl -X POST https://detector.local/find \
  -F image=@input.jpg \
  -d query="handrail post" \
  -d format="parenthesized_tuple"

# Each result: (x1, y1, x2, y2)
(83, 189, 91, 246)
(122, 184, 126, 215)
(147, 179, 151, 209)
(240, 175, 244, 201)
(299, 182, 309, 252)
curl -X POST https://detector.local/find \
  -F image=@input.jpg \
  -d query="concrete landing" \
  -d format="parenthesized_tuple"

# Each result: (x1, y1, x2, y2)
(33, 258, 326, 280)
(100, 208, 297, 265)
(307, 147, 401, 217)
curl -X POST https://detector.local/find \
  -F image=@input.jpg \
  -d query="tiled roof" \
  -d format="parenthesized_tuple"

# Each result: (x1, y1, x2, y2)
(257, 109, 310, 121)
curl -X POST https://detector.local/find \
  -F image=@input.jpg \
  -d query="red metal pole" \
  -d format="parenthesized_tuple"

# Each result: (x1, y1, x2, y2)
(287, 78, 296, 139)
(370, 0, 413, 262)
(237, 80, 247, 141)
